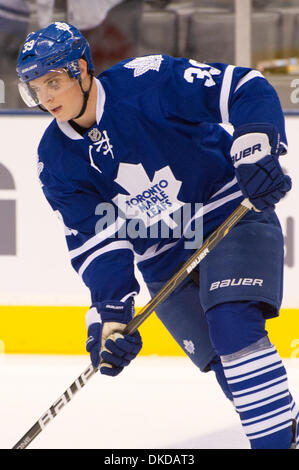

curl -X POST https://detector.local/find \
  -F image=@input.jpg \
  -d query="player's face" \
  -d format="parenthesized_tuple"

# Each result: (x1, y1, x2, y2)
(29, 70, 85, 121)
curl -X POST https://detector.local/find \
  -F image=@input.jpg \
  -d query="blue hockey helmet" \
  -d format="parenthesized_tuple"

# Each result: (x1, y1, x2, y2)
(17, 22, 94, 82)
(16, 22, 94, 108)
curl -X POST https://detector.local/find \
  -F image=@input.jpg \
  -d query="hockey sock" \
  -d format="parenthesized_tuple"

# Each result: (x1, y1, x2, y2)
(206, 301, 297, 448)
(209, 355, 233, 402)
(221, 339, 293, 449)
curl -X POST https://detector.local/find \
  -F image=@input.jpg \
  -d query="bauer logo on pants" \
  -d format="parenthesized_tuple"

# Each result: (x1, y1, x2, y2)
(210, 278, 264, 290)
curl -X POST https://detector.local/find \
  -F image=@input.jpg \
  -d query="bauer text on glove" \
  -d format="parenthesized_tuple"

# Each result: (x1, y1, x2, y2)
(230, 123, 291, 211)
(85, 299, 142, 376)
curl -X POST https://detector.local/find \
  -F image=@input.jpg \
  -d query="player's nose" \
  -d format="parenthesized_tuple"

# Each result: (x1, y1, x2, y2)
(39, 88, 54, 105)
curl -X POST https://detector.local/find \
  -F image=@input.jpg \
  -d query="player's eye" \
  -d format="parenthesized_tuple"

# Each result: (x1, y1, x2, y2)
(47, 79, 59, 90)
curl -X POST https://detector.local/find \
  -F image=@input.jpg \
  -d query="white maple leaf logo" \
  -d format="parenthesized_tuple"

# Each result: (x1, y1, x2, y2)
(54, 22, 71, 32)
(183, 340, 195, 355)
(124, 55, 164, 77)
(112, 163, 183, 229)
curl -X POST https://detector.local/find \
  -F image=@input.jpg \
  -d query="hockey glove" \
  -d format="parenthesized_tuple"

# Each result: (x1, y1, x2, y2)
(85, 298, 142, 376)
(230, 123, 292, 211)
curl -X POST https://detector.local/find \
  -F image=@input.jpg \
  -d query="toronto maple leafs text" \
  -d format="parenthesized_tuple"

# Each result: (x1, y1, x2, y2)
(94, 164, 204, 248)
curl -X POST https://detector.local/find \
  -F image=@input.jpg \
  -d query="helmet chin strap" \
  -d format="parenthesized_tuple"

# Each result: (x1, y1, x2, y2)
(72, 74, 93, 120)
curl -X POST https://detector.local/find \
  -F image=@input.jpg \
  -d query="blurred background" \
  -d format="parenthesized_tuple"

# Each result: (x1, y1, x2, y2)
(0, 0, 298, 360)
(2, 0, 299, 109)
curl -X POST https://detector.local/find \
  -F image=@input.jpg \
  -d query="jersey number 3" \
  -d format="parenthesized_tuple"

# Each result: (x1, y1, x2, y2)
(184, 60, 221, 87)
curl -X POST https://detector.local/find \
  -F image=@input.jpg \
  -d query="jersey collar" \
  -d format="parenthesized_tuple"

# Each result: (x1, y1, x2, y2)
(56, 77, 106, 140)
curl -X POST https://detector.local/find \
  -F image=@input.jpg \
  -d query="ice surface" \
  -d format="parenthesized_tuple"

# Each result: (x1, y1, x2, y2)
(0, 355, 298, 450)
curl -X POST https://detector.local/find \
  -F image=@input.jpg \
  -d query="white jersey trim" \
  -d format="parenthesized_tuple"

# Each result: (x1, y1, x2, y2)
(220, 64, 235, 124)
(120, 291, 138, 302)
(182, 189, 242, 240)
(78, 240, 134, 278)
(210, 177, 237, 199)
(234, 70, 264, 94)
(280, 141, 288, 154)
(56, 120, 84, 140)
(69, 217, 126, 260)
(95, 78, 106, 124)
(134, 241, 179, 264)
(56, 77, 106, 140)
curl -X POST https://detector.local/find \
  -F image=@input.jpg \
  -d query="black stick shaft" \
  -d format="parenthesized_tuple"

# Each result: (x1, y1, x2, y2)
(12, 199, 252, 449)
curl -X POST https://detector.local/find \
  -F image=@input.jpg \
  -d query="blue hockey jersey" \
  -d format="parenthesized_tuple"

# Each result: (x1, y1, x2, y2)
(37, 55, 287, 305)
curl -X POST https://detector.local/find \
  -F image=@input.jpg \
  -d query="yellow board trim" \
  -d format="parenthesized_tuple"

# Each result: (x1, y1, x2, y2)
(0, 306, 298, 358)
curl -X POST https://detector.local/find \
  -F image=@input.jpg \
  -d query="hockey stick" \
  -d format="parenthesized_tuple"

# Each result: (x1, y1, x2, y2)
(12, 198, 253, 449)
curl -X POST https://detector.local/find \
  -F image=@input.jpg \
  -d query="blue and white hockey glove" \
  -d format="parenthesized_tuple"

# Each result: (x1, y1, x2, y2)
(85, 298, 142, 376)
(231, 123, 292, 211)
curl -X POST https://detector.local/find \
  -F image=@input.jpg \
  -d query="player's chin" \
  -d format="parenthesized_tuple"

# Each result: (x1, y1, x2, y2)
(55, 114, 69, 123)
(56, 108, 81, 122)
(53, 109, 72, 122)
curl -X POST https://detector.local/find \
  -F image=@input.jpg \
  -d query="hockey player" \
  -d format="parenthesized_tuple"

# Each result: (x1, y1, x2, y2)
(17, 22, 298, 449)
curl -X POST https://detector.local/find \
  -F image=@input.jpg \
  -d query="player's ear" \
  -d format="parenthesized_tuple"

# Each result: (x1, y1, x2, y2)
(78, 58, 88, 80)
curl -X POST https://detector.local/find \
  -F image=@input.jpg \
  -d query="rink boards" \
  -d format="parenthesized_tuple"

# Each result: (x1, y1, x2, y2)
(0, 114, 298, 358)
(0, 305, 299, 358)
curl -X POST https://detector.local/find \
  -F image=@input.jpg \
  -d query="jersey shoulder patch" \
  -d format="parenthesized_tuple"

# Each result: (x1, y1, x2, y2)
(123, 54, 165, 77)
(98, 54, 170, 101)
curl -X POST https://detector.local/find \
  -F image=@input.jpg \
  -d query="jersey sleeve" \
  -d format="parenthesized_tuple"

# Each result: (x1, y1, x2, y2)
(159, 57, 287, 152)
(38, 159, 140, 305)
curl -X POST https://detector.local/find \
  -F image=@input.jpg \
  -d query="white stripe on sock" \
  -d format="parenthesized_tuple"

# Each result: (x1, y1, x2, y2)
(232, 374, 287, 397)
(233, 381, 289, 408)
(224, 353, 281, 380)
(227, 363, 284, 385)
(245, 421, 292, 440)
(242, 411, 292, 435)
(241, 404, 291, 424)
(235, 391, 290, 413)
